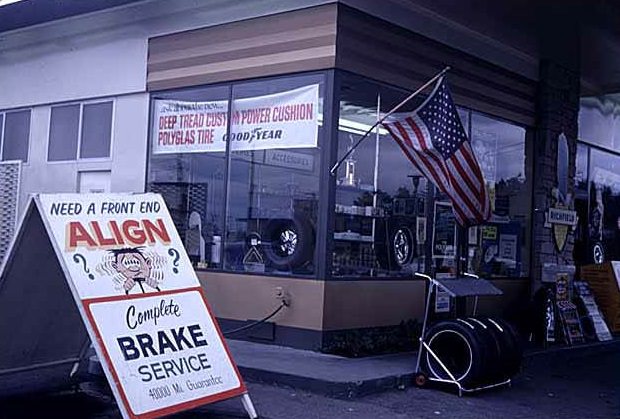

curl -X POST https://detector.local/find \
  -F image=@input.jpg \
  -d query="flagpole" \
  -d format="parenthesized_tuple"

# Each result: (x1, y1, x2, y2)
(329, 66, 451, 176)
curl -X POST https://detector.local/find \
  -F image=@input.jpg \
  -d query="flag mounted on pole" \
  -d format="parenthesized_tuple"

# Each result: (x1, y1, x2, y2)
(382, 77, 491, 226)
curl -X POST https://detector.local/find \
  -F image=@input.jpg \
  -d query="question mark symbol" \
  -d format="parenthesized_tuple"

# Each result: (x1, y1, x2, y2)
(168, 248, 180, 274)
(73, 253, 94, 280)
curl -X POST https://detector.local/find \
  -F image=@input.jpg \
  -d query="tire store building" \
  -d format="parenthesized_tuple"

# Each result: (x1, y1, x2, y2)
(0, 0, 618, 351)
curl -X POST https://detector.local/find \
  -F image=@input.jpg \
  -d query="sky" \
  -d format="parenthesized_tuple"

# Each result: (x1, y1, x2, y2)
(0, 0, 25, 6)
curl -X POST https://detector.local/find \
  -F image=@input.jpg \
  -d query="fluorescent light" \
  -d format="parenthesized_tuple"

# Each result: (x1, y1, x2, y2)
(317, 116, 389, 136)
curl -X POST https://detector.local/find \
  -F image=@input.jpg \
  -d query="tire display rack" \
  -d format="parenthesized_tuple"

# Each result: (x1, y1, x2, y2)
(414, 273, 514, 396)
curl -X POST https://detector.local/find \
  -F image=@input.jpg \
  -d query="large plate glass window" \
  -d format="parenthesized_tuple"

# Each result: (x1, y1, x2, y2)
(333, 74, 427, 277)
(573, 144, 590, 265)
(466, 112, 531, 278)
(588, 149, 620, 262)
(224, 74, 324, 276)
(148, 85, 229, 270)
(578, 95, 620, 151)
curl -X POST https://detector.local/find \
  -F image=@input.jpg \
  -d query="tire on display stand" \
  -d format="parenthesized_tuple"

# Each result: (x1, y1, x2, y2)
(465, 317, 503, 385)
(262, 216, 314, 271)
(422, 319, 487, 387)
(482, 317, 523, 378)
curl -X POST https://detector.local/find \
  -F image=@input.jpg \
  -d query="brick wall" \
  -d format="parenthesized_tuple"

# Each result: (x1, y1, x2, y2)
(531, 60, 580, 287)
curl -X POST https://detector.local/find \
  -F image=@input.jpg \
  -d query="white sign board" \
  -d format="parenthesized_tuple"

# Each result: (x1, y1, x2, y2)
(153, 84, 319, 154)
(36, 193, 247, 419)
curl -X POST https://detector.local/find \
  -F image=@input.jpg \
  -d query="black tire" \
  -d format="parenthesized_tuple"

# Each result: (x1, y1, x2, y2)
(392, 225, 415, 267)
(262, 216, 314, 271)
(465, 317, 503, 384)
(422, 319, 486, 387)
(591, 241, 605, 264)
(487, 317, 523, 377)
(477, 316, 522, 378)
(375, 220, 417, 270)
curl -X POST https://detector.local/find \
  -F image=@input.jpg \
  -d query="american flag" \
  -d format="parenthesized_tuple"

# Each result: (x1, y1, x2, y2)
(382, 77, 491, 226)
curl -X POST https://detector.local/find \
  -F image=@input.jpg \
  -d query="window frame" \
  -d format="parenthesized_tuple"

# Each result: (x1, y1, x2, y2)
(46, 98, 115, 163)
(328, 69, 534, 281)
(0, 107, 32, 164)
(144, 69, 534, 280)
(146, 70, 332, 280)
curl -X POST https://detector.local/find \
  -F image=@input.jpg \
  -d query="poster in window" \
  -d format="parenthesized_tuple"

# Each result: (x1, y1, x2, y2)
(468, 226, 478, 245)
(498, 233, 517, 268)
(471, 128, 498, 184)
(432, 202, 456, 259)
(417, 216, 427, 244)
(479, 222, 521, 276)
(153, 84, 319, 155)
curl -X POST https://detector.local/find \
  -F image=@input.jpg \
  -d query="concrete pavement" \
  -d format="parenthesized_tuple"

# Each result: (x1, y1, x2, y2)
(2, 336, 619, 418)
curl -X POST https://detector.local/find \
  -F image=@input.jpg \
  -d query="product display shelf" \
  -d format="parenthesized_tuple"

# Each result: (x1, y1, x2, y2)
(336, 183, 377, 194)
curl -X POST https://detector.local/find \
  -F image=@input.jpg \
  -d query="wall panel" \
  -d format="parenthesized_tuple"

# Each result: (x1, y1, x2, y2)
(147, 5, 338, 90)
(335, 5, 537, 126)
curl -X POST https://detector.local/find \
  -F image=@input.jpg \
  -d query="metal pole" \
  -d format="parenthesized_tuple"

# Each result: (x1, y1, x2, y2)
(414, 273, 435, 373)
(329, 66, 451, 175)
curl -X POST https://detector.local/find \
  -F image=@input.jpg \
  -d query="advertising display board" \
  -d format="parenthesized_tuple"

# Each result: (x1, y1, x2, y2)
(22, 193, 252, 419)
(153, 84, 319, 155)
(432, 202, 456, 259)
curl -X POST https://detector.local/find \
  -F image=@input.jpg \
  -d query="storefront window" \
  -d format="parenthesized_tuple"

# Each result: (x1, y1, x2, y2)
(466, 112, 531, 278)
(148, 85, 229, 270)
(578, 95, 620, 151)
(573, 144, 590, 265)
(147, 71, 532, 279)
(588, 149, 620, 262)
(223, 74, 324, 276)
(331, 74, 532, 279)
(333, 75, 427, 277)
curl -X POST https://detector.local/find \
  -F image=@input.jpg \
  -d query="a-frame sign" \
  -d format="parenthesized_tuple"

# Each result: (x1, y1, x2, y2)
(0, 193, 256, 419)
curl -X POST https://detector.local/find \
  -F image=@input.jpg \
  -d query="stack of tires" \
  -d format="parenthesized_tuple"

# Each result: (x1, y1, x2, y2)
(416, 317, 522, 389)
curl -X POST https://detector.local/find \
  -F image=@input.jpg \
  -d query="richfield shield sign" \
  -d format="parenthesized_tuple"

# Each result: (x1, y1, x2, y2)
(545, 207, 578, 252)
(545, 133, 577, 253)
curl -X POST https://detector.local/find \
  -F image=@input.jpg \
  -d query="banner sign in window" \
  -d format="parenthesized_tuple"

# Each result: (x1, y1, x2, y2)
(36, 193, 247, 419)
(153, 84, 319, 155)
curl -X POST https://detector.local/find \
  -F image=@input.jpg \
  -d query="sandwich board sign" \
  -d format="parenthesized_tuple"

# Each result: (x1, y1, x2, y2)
(0, 193, 256, 419)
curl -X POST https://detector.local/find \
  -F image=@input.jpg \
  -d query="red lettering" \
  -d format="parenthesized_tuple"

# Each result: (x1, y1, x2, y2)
(66, 219, 172, 249)
(143, 219, 171, 244)
(67, 222, 97, 250)
(159, 115, 177, 129)
(123, 220, 147, 245)
(108, 221, 126, 245)
(90, 221, 117, 247)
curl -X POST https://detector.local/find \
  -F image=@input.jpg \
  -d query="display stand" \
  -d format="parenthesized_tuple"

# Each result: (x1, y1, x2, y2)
(414, 272, 511, 396)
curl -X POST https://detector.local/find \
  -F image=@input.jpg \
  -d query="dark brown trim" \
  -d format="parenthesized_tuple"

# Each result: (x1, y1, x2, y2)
(335, 4, 537, 126)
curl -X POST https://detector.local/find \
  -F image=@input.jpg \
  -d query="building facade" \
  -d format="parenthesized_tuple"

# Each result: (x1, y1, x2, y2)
(1, 0, 618, 350)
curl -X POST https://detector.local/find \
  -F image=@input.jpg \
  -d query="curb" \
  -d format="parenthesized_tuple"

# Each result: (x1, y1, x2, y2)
(239, 338, 620, 399)
(238, 366, 413, 399)
(524, 338, 620, 360)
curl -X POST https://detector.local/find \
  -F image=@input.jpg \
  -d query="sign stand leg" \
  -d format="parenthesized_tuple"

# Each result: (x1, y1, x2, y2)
(241, 393, 258, 418)
(69, 338, 92, 378)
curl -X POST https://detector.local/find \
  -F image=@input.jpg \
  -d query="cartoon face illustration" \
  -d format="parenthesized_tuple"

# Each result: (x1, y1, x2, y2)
(111, 248, 160, 294)
(114, 251, 151, 280)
